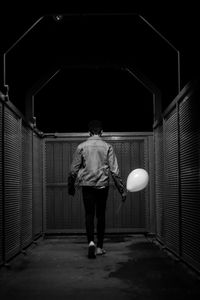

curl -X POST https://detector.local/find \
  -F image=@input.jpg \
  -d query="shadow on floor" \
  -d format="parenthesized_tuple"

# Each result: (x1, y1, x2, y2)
(0, 234, 200, 300)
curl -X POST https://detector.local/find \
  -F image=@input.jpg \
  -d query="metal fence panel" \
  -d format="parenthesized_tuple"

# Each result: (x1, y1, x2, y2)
(179, 93, 200, 271)
(45, 135, 153, 233)
(33, 133, 43, 238)
(21, 123, 33, 248)
(154, 80, 200, 273)
(154, 123, 165, 242)
(45, 140, 85, 232)
(148, 135, 155, 234)
(164, 108, 180, 255)
(0, 101, 3, 265)
(4, 107, 21, 261)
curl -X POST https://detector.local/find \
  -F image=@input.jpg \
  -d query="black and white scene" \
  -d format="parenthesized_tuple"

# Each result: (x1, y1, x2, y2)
(0, 2, 200, 299)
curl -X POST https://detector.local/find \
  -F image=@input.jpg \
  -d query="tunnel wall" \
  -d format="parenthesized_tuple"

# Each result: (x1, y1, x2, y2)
(154, 79, 200, 273)
(0, 97, 43, 265)
(1, 78, 200, 274)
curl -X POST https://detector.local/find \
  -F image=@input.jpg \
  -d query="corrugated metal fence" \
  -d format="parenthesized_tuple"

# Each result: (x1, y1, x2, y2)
(0, 98, 43, 265)
(154, 80, 200, 273)
(0, 100, 3, 266)
(44, 133, 154, 234)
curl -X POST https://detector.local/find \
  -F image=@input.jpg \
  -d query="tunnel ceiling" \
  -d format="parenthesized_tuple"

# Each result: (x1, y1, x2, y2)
(6, 14, 178, 103)
(1, 7, 200, 133)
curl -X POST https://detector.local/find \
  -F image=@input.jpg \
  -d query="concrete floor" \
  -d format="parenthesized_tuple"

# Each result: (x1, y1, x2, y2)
(0, 234, 200, 300)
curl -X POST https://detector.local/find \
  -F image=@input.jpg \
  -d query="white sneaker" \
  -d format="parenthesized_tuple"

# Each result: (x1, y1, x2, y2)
(88, 241, 96, 259)
(96, 247, 106, 255)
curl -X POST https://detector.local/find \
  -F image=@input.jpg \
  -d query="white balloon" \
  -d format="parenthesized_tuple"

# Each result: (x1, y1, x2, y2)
(126, 168, 149, 192)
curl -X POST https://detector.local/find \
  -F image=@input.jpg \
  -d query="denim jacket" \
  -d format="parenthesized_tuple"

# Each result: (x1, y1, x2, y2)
(68, 135, 125, 194)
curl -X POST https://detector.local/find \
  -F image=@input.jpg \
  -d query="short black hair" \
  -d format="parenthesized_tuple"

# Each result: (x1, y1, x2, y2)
(88, 120, 103, 135)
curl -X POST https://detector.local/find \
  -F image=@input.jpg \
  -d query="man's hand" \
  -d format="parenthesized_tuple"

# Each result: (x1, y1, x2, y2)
(68, 186, 75, 196)
(121, 191, 127, 202)
(68, 174, 76, 196)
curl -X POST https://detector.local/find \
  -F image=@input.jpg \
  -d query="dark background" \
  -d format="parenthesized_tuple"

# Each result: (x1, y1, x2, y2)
(0, 2, 199, 133)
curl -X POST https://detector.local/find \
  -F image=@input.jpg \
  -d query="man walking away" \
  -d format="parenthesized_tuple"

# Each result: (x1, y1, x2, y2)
(68, 120, 126, 258)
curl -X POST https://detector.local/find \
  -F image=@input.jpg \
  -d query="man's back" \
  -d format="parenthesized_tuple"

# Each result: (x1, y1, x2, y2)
(71, 135, 118, 187)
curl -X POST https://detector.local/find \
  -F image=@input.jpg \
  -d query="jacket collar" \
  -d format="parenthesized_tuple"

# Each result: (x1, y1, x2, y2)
(88, 134, 102, 140)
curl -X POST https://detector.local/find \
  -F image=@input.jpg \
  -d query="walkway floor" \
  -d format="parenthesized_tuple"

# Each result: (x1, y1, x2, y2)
(0, 234, 200, 299)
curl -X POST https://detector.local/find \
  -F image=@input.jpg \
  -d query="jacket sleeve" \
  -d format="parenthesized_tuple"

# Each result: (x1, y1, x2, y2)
(68, 146, 82, 195)
(108, 145, 126, 195)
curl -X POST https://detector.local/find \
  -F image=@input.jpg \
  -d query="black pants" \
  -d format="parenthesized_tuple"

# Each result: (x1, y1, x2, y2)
(82, 186, 109, 248)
